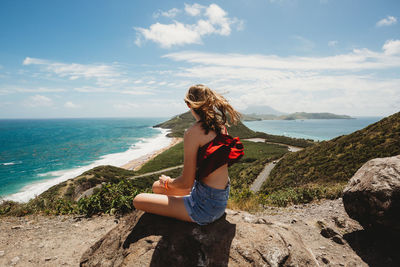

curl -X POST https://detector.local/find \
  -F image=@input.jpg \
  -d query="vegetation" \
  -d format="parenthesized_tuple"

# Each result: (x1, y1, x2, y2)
(135, 141, 184, 174)
(252, 131, 314, 147)
(0, 167, 182, 217)
(260, 112, 400, 194)
(39, 165, 136, 201)
(258, 183, 346, 207)
(279, 112, 353, 120)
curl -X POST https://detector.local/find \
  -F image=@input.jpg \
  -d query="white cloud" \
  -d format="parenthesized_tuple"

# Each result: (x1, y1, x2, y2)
(25, 95, 53, 107)
(376, 15, 397, 27)
(64, 101, 80, 108)
(163, 40, 400, 70)
(184, 3, 205, 16)
(328, 40, 338, 47)
(134, 21, 202, 48)
(0, 89, 10, 95)
(383, 39, 400, 55)
(153, 8, 181, 18)
(17, 87, 65, 93)
(134, 3, 244, 48)
(162, 40, 400, 116)
(23, 57, 120, 87)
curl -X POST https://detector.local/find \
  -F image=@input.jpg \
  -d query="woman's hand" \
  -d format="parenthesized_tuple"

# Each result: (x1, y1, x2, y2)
(159, 174, 172, 189)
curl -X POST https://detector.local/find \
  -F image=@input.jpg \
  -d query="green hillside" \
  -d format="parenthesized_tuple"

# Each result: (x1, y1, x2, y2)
(279, 112, 353, 120)
(154, 111, 314, 147)
(261, 111, 400, 194)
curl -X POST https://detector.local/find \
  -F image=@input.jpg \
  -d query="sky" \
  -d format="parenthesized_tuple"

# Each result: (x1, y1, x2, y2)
(0, 0, 399, 118)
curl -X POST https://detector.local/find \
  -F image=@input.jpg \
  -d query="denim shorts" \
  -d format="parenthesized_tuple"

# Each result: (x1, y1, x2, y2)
(183, 177, 230, 226)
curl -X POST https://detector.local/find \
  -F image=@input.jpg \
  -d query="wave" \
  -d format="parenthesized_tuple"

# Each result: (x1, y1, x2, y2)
(1, 161, 22, 166)
(1, 128, 172, 203)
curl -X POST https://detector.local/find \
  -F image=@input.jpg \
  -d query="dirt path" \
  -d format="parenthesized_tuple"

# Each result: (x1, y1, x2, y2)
(246, 138, 304, 193)
(129, 165, 183, 179)
(250, 159, 281, 192)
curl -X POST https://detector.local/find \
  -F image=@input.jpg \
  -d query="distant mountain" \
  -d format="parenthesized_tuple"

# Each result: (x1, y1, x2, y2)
(260, 111, 400, 193)
(279, 112, 354, 120)
(240, 105, 286, 116)
(240, 113, 278, 121)
(242, 112, 354, 121)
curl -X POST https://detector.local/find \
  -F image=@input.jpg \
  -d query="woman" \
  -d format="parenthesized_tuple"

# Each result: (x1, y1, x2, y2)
(133, 84, 244, 225)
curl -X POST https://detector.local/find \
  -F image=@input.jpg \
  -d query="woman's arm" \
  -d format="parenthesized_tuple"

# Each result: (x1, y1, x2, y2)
(155, 126, 198, 194)
(169, 127, 198, 189)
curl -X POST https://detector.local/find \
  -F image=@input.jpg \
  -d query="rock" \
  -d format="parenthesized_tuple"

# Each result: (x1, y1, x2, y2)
(80, 210, 318, 266)
(0, 250, 4, 257)
(343, 155, 400, 232)
(10, 256, 20, 265)
(320, 256, 329, 264)
(333, 216, 346, 228)
(332, 236, 345, 245)
(320, 227, 338, 238)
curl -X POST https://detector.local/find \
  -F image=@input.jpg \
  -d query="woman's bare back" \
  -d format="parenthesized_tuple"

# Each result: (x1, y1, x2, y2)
(191, 122, 229, 189)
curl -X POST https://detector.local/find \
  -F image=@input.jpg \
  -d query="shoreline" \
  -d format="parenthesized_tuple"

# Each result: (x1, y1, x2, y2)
(0, 128, 178, 204)
(120, 137, 182, 171)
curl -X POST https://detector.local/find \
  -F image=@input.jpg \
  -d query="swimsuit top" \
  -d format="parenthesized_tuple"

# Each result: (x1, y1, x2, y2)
(195, 127, 244, 181)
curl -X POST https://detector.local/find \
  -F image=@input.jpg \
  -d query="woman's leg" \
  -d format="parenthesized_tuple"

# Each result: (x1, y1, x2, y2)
(133, 193, 194, 223)
(152, 180, 191, 196)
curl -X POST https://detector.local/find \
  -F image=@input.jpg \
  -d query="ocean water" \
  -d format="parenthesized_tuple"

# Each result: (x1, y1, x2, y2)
(243, 117, 383, 141)
(0, 118, 170, 203)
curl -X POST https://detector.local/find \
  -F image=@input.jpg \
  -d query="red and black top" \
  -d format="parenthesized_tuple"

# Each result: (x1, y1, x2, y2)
(195, 128, 244, 181)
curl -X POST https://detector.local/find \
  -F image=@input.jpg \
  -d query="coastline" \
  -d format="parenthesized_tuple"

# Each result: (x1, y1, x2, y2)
(1, 127, 178, 204)
(120, 137, 182, 171)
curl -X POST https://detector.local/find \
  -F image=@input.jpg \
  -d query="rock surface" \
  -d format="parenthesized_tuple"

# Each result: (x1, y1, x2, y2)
(343, 155, 400, 232)
(80, 200, 367, 267)
(0, 214, 116, 267)
(2, 199, 398, 266)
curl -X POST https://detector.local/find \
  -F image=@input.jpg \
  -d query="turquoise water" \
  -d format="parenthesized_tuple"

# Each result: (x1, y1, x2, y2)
(0, 118, 168, 202)
(243, 117, 383, 141)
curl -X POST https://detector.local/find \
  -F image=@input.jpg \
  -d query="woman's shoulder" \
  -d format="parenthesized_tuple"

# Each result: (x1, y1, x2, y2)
(184, 122, 203, 138)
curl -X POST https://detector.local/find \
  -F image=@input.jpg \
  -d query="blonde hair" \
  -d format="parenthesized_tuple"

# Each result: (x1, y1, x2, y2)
(184, 84, 241, 134)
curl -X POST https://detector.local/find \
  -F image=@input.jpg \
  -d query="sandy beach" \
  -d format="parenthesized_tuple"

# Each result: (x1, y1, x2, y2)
(120, 137, 182, 171)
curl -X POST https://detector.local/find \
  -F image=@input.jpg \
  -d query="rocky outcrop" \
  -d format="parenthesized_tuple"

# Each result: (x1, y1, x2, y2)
(343, 155, 400, 232)
(79, 210, 315, 266)
(79, 202, 367, 267)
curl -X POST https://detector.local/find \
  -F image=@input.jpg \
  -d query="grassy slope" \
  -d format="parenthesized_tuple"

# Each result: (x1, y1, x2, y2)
(261, 111, 400, 194)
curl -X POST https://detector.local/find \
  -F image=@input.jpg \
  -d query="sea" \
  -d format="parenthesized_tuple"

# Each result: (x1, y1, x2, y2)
(243, 117, 383, 142)
(0, 118, 171, 203)
(0, 116, 383, 203)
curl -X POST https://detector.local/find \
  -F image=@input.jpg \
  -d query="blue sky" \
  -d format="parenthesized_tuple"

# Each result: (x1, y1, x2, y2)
(0, 0, 399, 118)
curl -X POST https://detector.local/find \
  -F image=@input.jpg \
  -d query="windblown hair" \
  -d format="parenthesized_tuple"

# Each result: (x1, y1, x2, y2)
(184, 84, 241, 134)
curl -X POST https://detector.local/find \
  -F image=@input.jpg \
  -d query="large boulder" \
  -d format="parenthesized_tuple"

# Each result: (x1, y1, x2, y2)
(343, 155, 400, 232)
(79, 210, 319, 267)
